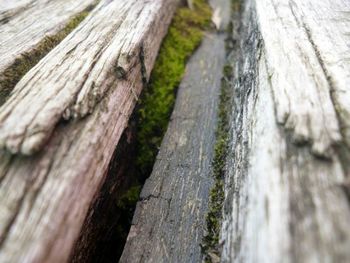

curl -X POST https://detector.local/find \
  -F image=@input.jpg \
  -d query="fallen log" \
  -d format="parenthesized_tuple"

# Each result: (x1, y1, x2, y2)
(221, 0, 350, 262)
(0, 0, 178, 262)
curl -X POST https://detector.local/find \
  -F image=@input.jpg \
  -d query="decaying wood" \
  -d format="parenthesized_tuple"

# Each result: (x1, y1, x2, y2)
(221, 0, 350, 262)
(0, 0, 178, 262)
(0, 0, 97, 75)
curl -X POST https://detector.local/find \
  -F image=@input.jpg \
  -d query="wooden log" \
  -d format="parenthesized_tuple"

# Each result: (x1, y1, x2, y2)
(120, 0, 229, 257)
(0, 0, 97, 76)
(0, 0, 178, 262)
(221, 0, 350, 262)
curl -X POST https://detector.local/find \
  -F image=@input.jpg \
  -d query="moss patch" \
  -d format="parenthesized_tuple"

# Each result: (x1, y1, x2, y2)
(0, 3, 97, 105)
(201, 1, 240, 261)
(201, 63, 232, 262)
(116, 186, 142, 211)
(135, 0, 212, 179)
(109, 2, 212, 260)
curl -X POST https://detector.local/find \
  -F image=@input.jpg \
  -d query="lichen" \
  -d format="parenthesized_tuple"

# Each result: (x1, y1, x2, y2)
(135, 0, 212, 178)
(0, 3, 98, 105)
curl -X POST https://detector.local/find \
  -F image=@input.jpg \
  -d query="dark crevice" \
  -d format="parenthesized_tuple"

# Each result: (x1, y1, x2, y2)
(70, 122, 139, 263)
(340, 181, 350, 205)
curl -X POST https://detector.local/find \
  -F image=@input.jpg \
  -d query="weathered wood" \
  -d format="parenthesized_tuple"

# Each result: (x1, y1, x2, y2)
(0, 0, 35, 17)
(120, 18, 227, 263)
(0, 0, 172, 155)
(0, 0, 178, 262)
(0, 0, 97, 75)
(221, 0, 350, 262)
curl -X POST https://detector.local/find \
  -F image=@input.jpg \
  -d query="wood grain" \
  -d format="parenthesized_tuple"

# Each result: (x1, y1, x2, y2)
(0, 0, 178, 262)
(0, 0, 97, 76)
(221, 0, 350, 262)
(0, 0, 174, 155)
(120, 31, 227, 263)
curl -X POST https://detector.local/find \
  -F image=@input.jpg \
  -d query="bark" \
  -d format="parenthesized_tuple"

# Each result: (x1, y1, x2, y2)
(121, 0, 350, 262)
(0, 0, 178, 262)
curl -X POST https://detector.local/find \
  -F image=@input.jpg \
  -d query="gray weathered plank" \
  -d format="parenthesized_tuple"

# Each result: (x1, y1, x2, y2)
(120, 31, 227, 263)
(0, 0, 178, 262)
(221, 0, 350, 262)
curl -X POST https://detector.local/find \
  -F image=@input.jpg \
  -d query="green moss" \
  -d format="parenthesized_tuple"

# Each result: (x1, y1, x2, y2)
(116, 186, 142, 210)
(112, 2, 212, 258)
(0, 3, 97, 105)
(201, 1, 240, 260)
(135, 0, 212, 178)
(201, 63, 231, 262)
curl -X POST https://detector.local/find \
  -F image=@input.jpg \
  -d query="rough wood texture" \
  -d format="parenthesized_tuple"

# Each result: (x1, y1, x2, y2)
(221, 0, 350, 262)
(0, 0, 175, 155)
(0, 0, 97, 75)
(120, 28, 227, 263)
(0, 0, 178, 262)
